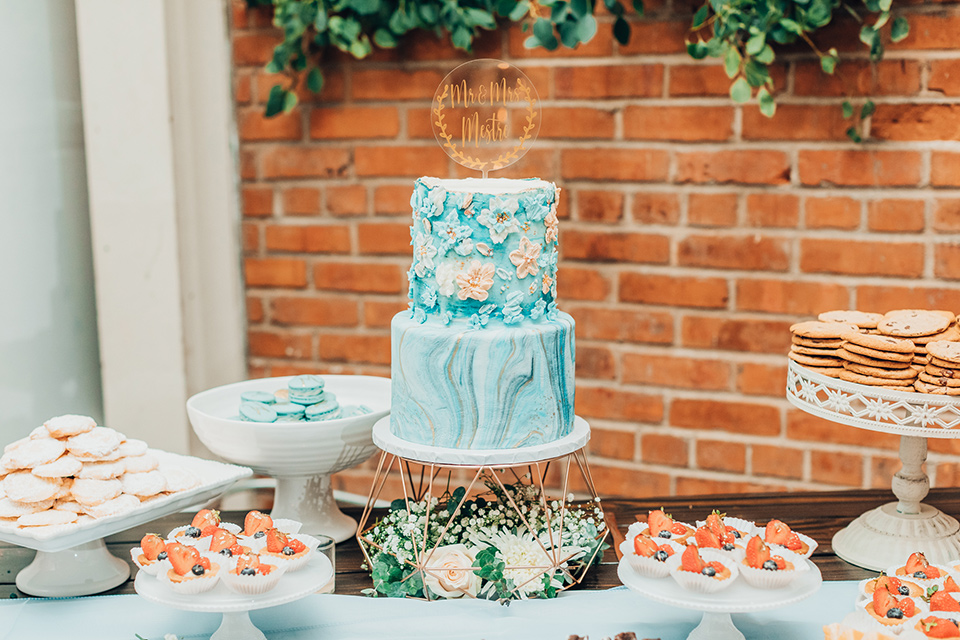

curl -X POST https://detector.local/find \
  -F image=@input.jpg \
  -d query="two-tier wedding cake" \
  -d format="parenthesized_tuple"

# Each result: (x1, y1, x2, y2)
(390, 177, 575, 450)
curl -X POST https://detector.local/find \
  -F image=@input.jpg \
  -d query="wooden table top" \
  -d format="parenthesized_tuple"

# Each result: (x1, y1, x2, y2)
(0, 487, 948, 599)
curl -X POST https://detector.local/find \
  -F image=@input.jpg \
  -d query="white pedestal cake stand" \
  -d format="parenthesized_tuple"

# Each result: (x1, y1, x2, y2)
(187, 375, 391, 542)
(786, 360, 960, 571)
(135, 553, 333, 640)
(617, 559, 822, 640)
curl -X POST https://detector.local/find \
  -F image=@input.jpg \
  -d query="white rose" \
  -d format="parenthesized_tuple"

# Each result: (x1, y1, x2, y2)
(435, 262, 458, 297)
(422, 544, 480, 599)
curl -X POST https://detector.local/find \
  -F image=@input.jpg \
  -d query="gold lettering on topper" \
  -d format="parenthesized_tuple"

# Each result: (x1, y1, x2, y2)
(461, 113, 508, 148)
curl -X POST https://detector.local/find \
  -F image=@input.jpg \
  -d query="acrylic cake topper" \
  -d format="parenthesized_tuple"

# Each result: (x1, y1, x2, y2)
(432, 59, 540, 177)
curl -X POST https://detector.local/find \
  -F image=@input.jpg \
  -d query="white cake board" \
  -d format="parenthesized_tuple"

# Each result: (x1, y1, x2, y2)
(787, 361, 960, 570)
(373, 416, 590, 466)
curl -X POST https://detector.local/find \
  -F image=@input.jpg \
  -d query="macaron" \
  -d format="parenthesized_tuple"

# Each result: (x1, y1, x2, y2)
(305, 394, 342, 422)
(287, 375, 326, 406)
(239, 402, 277, 423)
(274, 403, 305, 422)
(241, 391, 276, 405)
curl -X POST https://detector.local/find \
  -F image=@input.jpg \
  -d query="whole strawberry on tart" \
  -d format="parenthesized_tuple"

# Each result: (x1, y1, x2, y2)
(739, 535, 807, 589)
(169, 508, 225, 543)
(891, 552, 950, 585)
(863, 584, 919, 629)
(693, 513, 743, 559)
(931, 590, 960, 614)
(258, 528, 313, 572)
(159, 542, 220, 594)
(669, 544, 738, 594)
(640, 509, 695, 545)
(130, 533, 167, 575)
(764, 519, 817, 558)
(916, 616, 960, 638)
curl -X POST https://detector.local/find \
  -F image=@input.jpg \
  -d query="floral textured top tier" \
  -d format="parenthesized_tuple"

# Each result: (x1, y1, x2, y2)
(408, 177, 560, 328)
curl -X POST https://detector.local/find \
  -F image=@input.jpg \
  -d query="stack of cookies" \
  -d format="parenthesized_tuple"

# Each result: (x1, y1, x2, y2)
(836, 332, 918, 391)
(877, 309, 959, 369)
(788, 321, 858, 377)
(818, 310, 884, 334)
(916, 341, 960, 396)
(0, 415, 199, 529)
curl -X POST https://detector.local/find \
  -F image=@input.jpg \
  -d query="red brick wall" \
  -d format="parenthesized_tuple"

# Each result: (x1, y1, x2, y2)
(232, 1, 960, 498)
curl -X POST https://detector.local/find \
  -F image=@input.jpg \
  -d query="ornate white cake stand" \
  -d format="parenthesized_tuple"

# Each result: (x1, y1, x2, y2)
(0, 451, 251, 597)
(135, 553, 333, 640)
(187, 375, 391, 542)
(617, 558, 822, 640)
(787, 360, 960, 571)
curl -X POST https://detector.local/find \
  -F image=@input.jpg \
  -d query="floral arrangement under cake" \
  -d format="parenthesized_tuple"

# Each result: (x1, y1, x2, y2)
(360, 474, 606, 601)
(391, 177, 575, 449)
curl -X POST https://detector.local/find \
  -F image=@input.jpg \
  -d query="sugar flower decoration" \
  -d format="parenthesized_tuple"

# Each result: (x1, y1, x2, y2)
(477, 196, 520, 244)
(509, 236, 541, 280)
(435, 262, 458, 297)
(541, 273, 553, 295)
(434, 211, 473, 255)
(456, 260, 496, 302)
(544, 207, 559, 245)
(413, 233, 438, 277)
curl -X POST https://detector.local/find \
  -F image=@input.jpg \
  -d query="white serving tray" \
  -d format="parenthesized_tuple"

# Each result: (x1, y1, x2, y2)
(0, 450, 252, 553)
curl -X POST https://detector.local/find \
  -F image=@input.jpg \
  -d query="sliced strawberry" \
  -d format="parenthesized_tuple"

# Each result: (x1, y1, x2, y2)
(235, 553, 260, 573)
(875, 574, 903, 593)
(140, 533, 166, 561)
(209, 528, 238, 553)
(872, 586, 897, 617)
(907, 552, 931, 574)
(288, 539, 307, 554)
(773, 556, 787, 570)
(745, 535, 770, 569)
(764, 520, 793, 546)
(229, 543, 246, 556)
(927, 567, 944, 579)
(945, 576, 960, 593)
(634, 535, 658, 557)
(931, 591, 960, 613)
(257, 564, 274, 575)
(191, 508, 221, 530)
(265, 528, 289, 554)
(706, 561, 726, 575)
(705, 511, 725, 536)
(921, 616, 960, 639)
(670, 522, 690, 536)
(680, 544, 704, 573)
(647, 509, 673, 538)
(244, 510, 274, 537)
(783, 531, 803, 551)
(695, 526, 721, 548)
(166, 543, 201, 576)
(901, 597, 918, 617)
(198, 556, 212, 571)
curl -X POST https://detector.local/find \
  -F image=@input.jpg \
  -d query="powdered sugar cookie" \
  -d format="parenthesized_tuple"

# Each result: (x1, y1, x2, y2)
(0, 438, 66, 471)
(44, 415, 96, 439)
(0, 498, 54, 518)
(84, 493, 140, 519)
(117, 439, 148, 458)
(17, 509, 78, 527)
(121, 471, 166, 497)
(70, 478, 122, 506)
(66, 427, 123, 459)
(3, 472, 62, 503)
(54, 478, 74, 500)
(31, 454, 83, 479)
(73, 448, 123, 462)
(161, 468, 198, 493)
(29, 426, 53, 440)
(124, 454, 159, 474)
(54, 499, 83, 513)
(2, 437, 30, 455)
(78, 459, 126, 480)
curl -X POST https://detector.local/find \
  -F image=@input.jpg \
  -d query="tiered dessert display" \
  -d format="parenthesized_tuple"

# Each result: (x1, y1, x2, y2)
(133, 509, 333, 640)
(187, 374, 390, 542)
(357, 60, 608, 601)
(0, 415, 251, 596)
(786, 310, 960, 571)
(617, 510, 822, 640)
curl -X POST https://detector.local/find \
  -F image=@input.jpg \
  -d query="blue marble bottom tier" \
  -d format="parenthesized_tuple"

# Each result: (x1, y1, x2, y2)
(390, 311, 575, 449)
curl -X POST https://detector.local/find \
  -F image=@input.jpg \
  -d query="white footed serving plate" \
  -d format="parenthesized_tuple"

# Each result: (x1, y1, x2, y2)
(617, 556, 822, 640)
(188, 375, 390, 542)
(0, 451, 251, 597)
(136, 553, 333, 640)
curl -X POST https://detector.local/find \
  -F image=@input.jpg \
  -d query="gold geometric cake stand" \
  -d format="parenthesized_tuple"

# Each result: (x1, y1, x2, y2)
(357, 417, 609, 599)
(787, 360, 960, 571)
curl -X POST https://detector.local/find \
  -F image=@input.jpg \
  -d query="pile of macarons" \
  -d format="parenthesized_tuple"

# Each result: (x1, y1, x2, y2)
(238, 375, 342, 423)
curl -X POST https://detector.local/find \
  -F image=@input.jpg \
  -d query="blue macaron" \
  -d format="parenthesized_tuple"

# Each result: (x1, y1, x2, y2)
(274, 402, 306, 421)
(305, 394, 342, 422)
(288, 375, 326, 406)
(241, 391, 276, 405)
(239, 402, 278, 423)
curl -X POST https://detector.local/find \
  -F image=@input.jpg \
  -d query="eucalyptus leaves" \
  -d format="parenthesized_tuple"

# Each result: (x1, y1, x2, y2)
(251, 0, 909, 139)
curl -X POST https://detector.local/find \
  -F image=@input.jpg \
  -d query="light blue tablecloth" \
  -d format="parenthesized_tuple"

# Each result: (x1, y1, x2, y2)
(0, 582, 857, 640)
